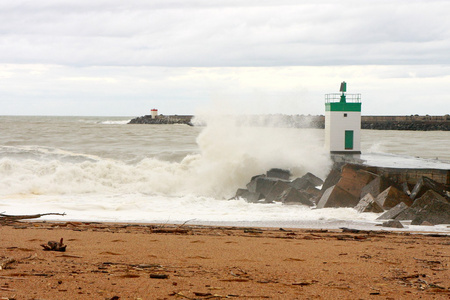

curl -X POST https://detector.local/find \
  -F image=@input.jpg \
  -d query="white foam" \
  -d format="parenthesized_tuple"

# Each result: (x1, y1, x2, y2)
(0, 114, 331, 199)
(0, 194, 375, 223)
(100, 120, 131, 125)
(77, 118, 131, 125)
(1, 194, 448, 233)
(361, 152, 450, 169)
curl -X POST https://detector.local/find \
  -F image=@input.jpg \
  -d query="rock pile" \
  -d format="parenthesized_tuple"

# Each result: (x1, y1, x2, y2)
(128, 115, 193, 125)
(361, 120, 450, 131)
(234, 168, 323, 206)
(234, 164, 450, 226)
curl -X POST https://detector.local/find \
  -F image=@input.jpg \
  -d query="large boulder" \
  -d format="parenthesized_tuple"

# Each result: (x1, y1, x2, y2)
(266, 168, 291, 180)
(265, 180, 292, 203)
(234, 188, 264, 203)
(337, 165, 377, 199)
(321, 168, 341, 192)
(278, 188, 313, 206)
(290, 177, 315, 190)
(382, 220, 404, 228)
(247, 176, 280, 196)
(360, 176, 392, 199)
(377, 202, 409, 220)
(411, 190, 447, 208)
(375, 186, 413, 210)
(301, 172, 324, 187)
(316, 185, 358, 208)
(317, 164, 376, 208)
(410, 201, 450, 225)
(246, 174, 266, 193)
(306, 186, 321, 195)
(410, 176, 450, 201)
(288, 185, 321, 205)
(290, 172, 324, 190)
(395, 190, 450, 225)
(354, 194, 384, 213)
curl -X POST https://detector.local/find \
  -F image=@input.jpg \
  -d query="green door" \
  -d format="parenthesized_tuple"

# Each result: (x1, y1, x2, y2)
(345, 130, 354, 149)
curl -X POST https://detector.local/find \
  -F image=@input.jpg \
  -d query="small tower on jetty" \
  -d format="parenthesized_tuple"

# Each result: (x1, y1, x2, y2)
(325, 82, 361, 154)
(150, 109, 158, 119)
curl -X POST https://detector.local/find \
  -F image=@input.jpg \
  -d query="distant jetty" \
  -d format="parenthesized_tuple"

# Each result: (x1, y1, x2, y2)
(128, 114, 450, 131)
(361, 115, 450, 131)
(128, 115, 193, 126)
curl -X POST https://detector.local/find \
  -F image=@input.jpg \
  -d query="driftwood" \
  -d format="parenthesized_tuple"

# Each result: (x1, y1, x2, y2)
(0, 253, 37, 270)
(0, 212, 66, 224)
(41, 238, 67, 252)
(149, 273, 169, 279)
(0, 258, 16, 270)
(151, 228, 190, 234)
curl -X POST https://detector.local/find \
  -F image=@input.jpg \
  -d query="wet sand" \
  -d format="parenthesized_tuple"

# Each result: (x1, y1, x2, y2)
(0, 221, 449, 299)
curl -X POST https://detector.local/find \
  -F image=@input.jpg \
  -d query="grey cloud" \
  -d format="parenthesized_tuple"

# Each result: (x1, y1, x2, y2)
(0, 0, 449, 67)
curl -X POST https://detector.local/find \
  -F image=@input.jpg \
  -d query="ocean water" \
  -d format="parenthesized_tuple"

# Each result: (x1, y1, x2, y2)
(0, 115, 449, 232)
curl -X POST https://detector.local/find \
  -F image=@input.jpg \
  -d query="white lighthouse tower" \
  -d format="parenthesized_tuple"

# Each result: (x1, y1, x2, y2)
(325, 82, 361, 154)
(150, 108, 158, 119)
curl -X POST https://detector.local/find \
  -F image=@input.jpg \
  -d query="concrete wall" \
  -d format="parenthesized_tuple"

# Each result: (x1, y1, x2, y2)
(364, 166, 450, 186)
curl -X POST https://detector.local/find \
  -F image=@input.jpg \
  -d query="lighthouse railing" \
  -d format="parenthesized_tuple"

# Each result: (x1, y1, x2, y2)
(325, 93, 361, 103)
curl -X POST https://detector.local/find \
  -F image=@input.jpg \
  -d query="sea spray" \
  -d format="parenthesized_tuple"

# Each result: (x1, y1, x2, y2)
(190, 113, 332, 197)
(0, 116, 331, 199)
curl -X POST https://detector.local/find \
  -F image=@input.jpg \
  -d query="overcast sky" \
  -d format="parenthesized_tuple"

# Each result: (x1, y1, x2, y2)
(1, 0, 449, 116)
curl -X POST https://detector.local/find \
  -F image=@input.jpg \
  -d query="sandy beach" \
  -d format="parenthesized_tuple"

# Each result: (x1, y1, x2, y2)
(0, 221, 449, 300)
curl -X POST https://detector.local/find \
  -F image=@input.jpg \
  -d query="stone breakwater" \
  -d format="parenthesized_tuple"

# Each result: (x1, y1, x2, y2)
(128, 115, 193, 125)
(361, 115, 450, 131)
(234, 163, 450, 228)
(128, 114, 450, 130)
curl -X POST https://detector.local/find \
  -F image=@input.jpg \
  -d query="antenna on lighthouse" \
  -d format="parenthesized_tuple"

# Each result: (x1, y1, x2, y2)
(339, 81, 347, 93)
(339, 81, 347, 103)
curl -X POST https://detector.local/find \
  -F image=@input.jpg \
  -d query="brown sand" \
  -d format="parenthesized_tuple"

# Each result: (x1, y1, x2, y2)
(0, 221, 449, 300)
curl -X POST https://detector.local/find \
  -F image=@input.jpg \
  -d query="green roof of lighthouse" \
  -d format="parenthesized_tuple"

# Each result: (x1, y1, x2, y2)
(325, 81, 361, 112)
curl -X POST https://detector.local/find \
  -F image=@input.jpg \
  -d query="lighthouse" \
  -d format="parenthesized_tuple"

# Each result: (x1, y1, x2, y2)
(150, 109, 158, 119)
(325, 82, 361, 154)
